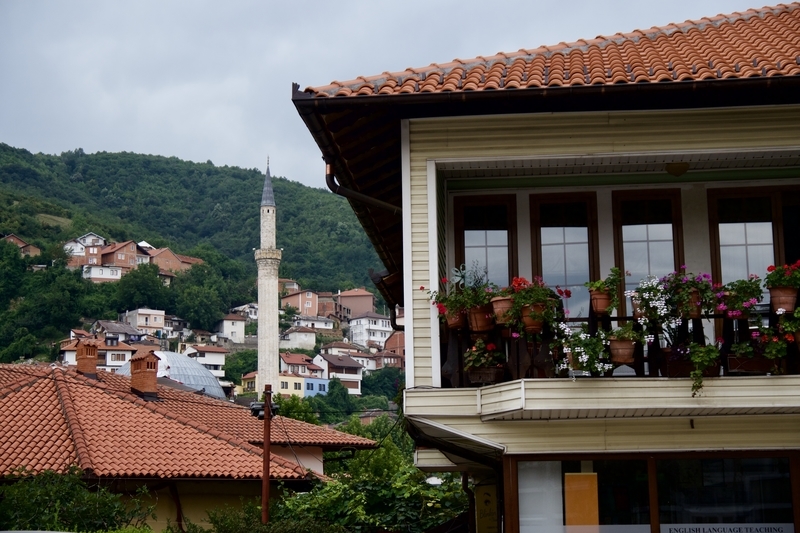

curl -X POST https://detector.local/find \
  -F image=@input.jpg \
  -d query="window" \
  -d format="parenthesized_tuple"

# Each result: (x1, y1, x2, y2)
(110, 353, 126, 362)
(306, 291, 312, 298)
(294, 382, 301, 390)
(89, 247, 97, 254)
(88, 257, 97, 265)
(306, 383, 313, 390)
(280, 381, 288, 389)
(613, 190, 683, 305)
(318, 384, 326, 391)
(709, 188, 800, 305)
(454, 195, 517, 287)
(305, 301, 312, 307)
(531, 193, 599, 319)
(118, 253, 125, 260)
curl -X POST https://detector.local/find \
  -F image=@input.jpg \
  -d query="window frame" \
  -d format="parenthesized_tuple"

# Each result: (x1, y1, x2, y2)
(453, 194, 518, 286)
(612, 189, 685, 315)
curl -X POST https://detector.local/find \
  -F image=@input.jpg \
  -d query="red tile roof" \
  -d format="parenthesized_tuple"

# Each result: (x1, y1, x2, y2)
(305, 3, 800, 98)
(0, 364, 373, 479)
(280, 352, 313, 365)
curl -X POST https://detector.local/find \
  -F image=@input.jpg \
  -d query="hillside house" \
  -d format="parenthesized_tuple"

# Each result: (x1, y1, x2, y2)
(120, 308, 166, 337)
(1, 233, 40, 257)
(336, 287, 375, 317)
(183, 344, 229, 380)
(317, 291, 350, 323)
(164, 314, 190, 339)
(91, 320, 144, 343)
(349, 311, 392, 349)
(60, 334, 136, 372)
(279, 325, 316, 351)
(281, 289, 319, 316)
(313, 352, 364, 395)
(231, 302, 259, 321)
(279, 278, 300, 294)
(147, 247, 201, 273)
(63, 231, 107, 259)
(294, 3, 800, 530)
(215, 313, 246, 341)
(292, 314, 335, 330)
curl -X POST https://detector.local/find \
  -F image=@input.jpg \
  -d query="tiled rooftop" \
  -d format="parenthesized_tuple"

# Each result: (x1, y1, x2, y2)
(0, 364, 373, 479)
(305, 3, 800, 97)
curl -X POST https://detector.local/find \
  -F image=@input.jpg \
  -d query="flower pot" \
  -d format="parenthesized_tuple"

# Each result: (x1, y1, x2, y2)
(589, 289, 611, 315)
(662, 355, 720, 378)
(467, 366, 504, 385)
(468, 305, 494, 332)
(445, 311, 466, 330)
(769, 286, 797, 313)
(727, 355, 784, 375)
(491, 296, 514, 325)
(521, 302, 546, 334)
(687, 288, 702, 319)
(608, 339, 636, 365)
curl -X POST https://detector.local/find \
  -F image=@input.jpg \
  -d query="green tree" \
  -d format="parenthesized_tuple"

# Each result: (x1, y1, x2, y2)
(224, 349, 257, 385)
(0, 240, 26, 308)
(0, 467, 153, 532)
(175, 284, 224, 331)
(115, 262, 170, 311)
(361, 366, 404, 399)
(274, 394, 320, 425)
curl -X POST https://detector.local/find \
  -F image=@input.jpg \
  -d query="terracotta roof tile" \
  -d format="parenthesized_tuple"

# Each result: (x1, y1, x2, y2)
(0, 364, 372, 480)
(305, 3, 800, 97)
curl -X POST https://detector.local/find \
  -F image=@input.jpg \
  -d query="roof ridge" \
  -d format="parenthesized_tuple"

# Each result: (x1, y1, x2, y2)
(52, 368, 94, 473)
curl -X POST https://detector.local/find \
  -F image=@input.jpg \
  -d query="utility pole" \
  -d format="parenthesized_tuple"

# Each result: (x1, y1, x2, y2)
(262, 384, 272, 524)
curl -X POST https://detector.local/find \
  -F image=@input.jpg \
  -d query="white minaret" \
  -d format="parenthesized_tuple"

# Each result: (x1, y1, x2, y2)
(255, 161, 281, 392)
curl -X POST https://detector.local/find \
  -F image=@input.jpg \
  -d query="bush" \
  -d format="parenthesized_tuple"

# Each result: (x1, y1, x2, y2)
(0, 467, 153, 532)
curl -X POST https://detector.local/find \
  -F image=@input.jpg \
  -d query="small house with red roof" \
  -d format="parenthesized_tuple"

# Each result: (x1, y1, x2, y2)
(214, 312, 246, 341)
(295, 3, 800, 529)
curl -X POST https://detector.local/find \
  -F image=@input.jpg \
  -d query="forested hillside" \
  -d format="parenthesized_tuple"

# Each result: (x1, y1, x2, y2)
(0, 143, 381, 291)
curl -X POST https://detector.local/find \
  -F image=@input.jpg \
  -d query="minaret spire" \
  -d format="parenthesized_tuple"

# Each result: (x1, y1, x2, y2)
(255, 159, 281, 393)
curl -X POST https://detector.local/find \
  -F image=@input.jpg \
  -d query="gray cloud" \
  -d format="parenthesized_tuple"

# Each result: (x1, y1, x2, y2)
(0, 0, 754, 187)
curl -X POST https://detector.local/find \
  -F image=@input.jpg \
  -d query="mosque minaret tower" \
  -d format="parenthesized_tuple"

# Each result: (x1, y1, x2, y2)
(255, 161, 281, 392)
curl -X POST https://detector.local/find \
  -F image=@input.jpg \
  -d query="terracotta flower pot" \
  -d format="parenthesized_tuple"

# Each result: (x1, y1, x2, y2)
(521, 302, 546, 334)
(589, 289, 611, 315)
(727, 355, 784, 375)
(608, 339, 636, 364)
(769, 286, 797, 313)
(467, 366, 504, 385)
(445, 311, 466, 330)
(468, 305, 494, 332)
(491, 296, 514, 325)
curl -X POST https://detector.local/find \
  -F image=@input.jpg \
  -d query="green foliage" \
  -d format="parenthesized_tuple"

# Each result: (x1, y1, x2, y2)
(273, 394, 320, 425)
(223, 349, 257, 385)
(361, 366, 403, 398)
(0, 467, 153, 532)
(115, 262, 170, 312)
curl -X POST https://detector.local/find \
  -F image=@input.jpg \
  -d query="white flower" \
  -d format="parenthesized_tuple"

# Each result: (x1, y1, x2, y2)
(777, 308, 786, 315)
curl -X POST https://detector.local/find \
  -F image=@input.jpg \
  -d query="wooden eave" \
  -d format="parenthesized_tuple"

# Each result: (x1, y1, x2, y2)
(293, 76, 800, 307)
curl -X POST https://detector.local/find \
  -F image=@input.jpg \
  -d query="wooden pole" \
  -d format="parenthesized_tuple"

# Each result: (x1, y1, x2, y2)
(262, 384, 272, 524)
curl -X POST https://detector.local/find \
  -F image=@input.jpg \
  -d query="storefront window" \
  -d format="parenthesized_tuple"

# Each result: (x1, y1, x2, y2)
(657, 458, 792, 527)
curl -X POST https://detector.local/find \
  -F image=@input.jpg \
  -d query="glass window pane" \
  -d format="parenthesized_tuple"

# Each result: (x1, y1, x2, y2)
(564, 227, 587, 243)
(540, 227, 563, 245)
(658, 458, 792, 524)
(623, 225, 647, 241)
(565, 243, 590, 286)
(648, 241, 675, 278)
(565, 285, 590, 319)
(648, 223, 673, 241)
(486, 230, 507, 246)
(719, 223, 746, 246)
(721, 246, 749, 283)
(464, 230, 485, 247)
(541, 245, 566, 284)
(486, 248, 509, 287)
(749, 244, 774, 278)
(623, 241, 649, 281)
(464, 248, 484, 272)
(747, 222, 773, 244)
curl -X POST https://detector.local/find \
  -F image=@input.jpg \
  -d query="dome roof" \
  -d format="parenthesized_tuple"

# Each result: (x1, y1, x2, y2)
(116, 351, 226, 400)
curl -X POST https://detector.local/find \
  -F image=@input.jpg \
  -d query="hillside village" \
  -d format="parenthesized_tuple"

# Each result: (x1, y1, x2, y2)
(2, 230, 405, 401)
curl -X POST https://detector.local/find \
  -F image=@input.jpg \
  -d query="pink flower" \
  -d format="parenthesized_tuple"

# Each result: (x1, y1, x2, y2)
(511, 332, 520, 338)
(716, 303, 727, 311)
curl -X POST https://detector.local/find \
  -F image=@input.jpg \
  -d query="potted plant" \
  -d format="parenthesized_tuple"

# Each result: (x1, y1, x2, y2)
(727, 326, 788, 374)
(764, 260, 800, 313)
(584, 267, 626, 315)
(686, 342, 721, 396)
(463, 338, 505, 384)
(507, 276, 558, 335)
(491, 279, 521, 326)
(554, 323, 613, 375)
(426, 274, 471, 329)
(715, 275, 763, 319)
(607, 321, 643, 365)
(661, 268, 716, 319)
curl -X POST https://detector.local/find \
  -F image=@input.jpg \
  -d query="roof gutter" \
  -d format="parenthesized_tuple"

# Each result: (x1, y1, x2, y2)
(325, 163, 401, 216)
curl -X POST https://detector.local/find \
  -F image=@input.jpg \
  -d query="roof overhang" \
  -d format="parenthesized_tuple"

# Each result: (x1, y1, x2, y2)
(293, 76, 800, 307)
(405, 415, 505, 470)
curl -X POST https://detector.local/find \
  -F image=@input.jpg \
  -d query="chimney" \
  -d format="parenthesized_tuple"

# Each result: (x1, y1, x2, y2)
(75, 339, 98, 379)
(130, 350, 160, 399)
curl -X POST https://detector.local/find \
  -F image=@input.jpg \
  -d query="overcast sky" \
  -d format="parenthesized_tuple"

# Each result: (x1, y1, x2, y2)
(0, 0, 759, 188)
